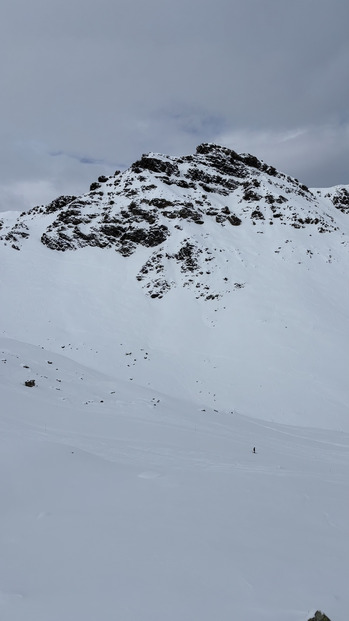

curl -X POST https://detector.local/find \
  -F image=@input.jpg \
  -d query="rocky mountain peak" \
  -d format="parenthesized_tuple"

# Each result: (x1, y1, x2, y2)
(0, 144, 348, 300)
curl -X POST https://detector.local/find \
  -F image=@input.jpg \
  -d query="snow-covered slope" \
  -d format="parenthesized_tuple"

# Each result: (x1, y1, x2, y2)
(1, 143, 348, 428)
(0, 144, 348, 620)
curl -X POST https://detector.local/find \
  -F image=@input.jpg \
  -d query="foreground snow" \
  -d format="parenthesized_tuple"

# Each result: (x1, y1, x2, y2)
(1, 338, 348, 621)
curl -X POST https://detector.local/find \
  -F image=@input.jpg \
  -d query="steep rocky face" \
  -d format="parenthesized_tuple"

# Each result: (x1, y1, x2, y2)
(1, 143, 348, 299)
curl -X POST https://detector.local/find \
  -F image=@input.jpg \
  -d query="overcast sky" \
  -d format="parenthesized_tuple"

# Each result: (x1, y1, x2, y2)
(1, 0, 348, 211)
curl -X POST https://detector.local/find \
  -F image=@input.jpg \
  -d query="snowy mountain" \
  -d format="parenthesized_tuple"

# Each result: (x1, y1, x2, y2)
(1, 143, 348, 426)
(0, 144, 348, 621)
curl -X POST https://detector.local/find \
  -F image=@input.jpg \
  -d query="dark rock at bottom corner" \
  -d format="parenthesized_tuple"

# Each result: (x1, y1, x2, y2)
(308, 611, 332, 621)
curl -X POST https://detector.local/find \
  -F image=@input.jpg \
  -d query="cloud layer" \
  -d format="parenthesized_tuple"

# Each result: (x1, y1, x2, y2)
(1, 0, 348, 211)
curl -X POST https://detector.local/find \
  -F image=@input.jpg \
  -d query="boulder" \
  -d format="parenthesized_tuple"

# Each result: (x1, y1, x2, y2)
(308, 611, 332, 621)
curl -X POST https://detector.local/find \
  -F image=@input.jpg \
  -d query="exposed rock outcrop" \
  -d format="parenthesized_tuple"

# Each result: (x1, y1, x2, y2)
(0, 143, 347, 298)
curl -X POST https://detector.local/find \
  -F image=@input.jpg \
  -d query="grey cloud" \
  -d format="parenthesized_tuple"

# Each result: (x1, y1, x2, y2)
(0, 0, 348, 210)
